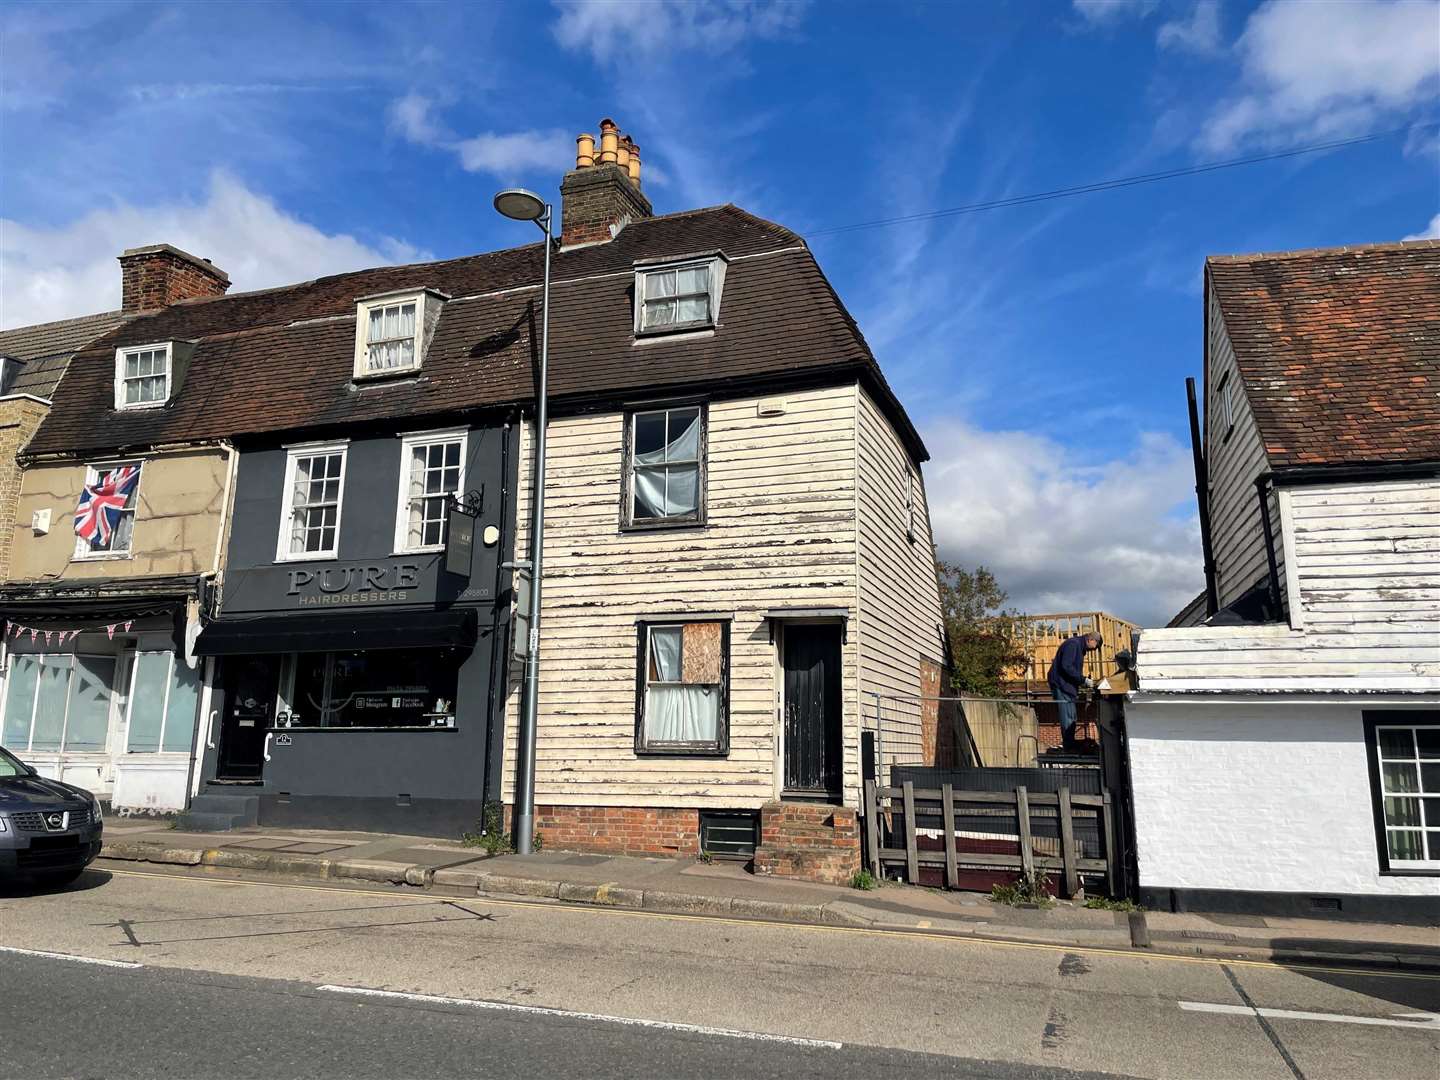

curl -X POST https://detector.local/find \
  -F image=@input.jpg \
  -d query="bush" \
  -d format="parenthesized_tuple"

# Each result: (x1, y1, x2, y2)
(990, 869, 1054, 908)
(850, 869, 878, 891)
(461, 801, 542, 854)
(1084, 895, 1143, 912)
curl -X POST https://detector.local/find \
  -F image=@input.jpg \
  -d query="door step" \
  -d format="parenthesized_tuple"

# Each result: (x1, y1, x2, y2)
(177, 790, 260, 832)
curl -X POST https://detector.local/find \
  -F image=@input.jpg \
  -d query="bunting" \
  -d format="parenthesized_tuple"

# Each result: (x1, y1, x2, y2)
(4, 618, 138, 646)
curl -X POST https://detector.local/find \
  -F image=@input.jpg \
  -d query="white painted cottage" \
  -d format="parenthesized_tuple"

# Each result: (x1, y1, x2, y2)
(1129, 240, 1440, 924)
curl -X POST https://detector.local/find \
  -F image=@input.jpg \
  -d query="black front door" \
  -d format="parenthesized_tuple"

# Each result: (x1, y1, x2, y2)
(782, 624, 843, 799)
(217, 656, 281, 780)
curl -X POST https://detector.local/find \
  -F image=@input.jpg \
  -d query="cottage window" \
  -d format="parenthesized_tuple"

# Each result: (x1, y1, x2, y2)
(1, 653, 119, 754)
(635, 621, 729, 754)
(354, 292, 431, 378)
(279, 443, 348, 561)
(636, 262, 714, 334)
(625, 405, 705, 527)
(115, 343, 172, 409)
(395, 430, 466, 552)
(74, 461, 142, 559)
(1369, 720, 1440, 871)
(283, 649, 461, 729)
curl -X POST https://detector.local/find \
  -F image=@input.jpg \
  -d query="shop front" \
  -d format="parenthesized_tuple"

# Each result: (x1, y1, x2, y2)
(192, 425, 514, 836)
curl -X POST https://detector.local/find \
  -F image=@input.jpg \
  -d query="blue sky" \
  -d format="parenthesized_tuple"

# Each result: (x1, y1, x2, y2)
(3, 0, 1438, 624)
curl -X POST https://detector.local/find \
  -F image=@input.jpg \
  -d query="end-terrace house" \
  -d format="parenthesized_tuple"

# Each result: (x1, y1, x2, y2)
(1, 246, 229, 813)
(1129, 240, 1440, 923)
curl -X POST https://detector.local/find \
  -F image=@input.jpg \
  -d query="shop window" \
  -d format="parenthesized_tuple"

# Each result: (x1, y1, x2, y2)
(126, 652, 201, 754)
(283, 649, 461, 729)
(635, 621, 729, 755)
(1, 653, 119, 754)
(624, 405, 705, 528)
(395, 430, 466, 552)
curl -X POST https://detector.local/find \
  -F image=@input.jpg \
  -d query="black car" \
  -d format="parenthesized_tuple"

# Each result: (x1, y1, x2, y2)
(0, 744, 104, 886)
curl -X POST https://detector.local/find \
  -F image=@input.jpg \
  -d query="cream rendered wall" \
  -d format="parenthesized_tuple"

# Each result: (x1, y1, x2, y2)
(1127, 697, 1440, 897)
(9, 448, 229, 581)
(504, 384, 862, 809)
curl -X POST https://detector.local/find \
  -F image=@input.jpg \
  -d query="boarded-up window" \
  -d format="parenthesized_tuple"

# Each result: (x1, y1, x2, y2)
(636, 621, 729, 754)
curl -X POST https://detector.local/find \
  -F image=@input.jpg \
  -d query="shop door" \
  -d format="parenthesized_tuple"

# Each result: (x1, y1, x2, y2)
(782, 624, 843, 801)
(217, 656, 281, 780)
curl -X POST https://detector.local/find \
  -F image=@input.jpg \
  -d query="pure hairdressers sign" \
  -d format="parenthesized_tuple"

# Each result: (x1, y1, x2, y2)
(286, 564, 421, 607)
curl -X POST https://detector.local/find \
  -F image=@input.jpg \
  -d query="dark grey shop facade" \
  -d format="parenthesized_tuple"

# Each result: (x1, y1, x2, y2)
(191, 419, 517, 836)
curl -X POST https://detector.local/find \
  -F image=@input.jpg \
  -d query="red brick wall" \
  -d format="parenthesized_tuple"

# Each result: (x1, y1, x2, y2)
(120, 251, 229, 313)
(527, 804, 701, 857)
(753, 801, 861, 885)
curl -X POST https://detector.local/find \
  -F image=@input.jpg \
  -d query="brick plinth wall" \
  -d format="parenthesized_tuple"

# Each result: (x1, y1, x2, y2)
(525, 805, 702, 858)
(752, 801, 861, 886)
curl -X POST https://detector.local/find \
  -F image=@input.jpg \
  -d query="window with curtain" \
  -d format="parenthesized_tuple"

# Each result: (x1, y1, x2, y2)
(281, 445, 347, 559)
(365, 300, 418, 372)
(126, 651, 202, 754)
(0, 652, 118, 753)
(397, 432, 465, 551)
(1370, 720, 1440, 870)
(637, 263, 713, 333)
(627, 406, 704, 526)
(636, 621, 728, 754)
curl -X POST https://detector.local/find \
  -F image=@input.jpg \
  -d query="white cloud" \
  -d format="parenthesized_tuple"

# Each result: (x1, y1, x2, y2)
(551, 0, 805, 62)
(1157, 1, 1221, 54)
(0, 171, 430, 328)
(923, 419, 1202, 627)
(386, 93, 571, 180)
(1199, 0, 1440, 152)
(1071, 0, 1157, 25)
(1404, 212, 1440, 240)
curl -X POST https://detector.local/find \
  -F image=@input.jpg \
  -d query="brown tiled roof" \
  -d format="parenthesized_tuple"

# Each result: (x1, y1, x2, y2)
(1208, 239, 1440, 468)
(29, 205, 925, 460)
(0, 310, 127, 399)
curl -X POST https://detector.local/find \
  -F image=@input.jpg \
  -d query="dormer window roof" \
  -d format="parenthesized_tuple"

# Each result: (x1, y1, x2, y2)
(634, 252, 727, 337)
(354, 289, 444, 380)
(114, 342, 177, 410)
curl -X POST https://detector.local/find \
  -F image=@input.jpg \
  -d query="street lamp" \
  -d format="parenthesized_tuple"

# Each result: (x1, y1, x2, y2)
(493, 187, 553, 856)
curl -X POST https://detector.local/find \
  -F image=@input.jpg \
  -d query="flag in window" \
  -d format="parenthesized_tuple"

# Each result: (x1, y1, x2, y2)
(74, 465, 139, 547)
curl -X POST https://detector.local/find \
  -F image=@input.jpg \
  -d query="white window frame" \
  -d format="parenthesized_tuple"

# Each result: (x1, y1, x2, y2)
(276, 441, 349, 562)
(354, 291, 428, 379)
(633, 258, 722, 336)
(122, 650, 196, 755)
(0, 650, 120, 755)
(393, 428, 468, 554)
(73, 459, 143, 561)
(1372, 722, 1440, 871)
(114, 342, 173, 410)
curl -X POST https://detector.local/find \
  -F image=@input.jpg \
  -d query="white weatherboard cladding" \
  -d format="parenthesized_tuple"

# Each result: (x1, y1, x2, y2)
(1126, 699, 1440, 897)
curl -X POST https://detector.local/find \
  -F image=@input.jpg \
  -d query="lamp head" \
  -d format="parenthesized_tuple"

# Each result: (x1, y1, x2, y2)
(493, 188, 547, 223)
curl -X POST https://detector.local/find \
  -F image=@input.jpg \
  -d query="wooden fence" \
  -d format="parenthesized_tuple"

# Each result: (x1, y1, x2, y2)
(863, 779, 1117, 899)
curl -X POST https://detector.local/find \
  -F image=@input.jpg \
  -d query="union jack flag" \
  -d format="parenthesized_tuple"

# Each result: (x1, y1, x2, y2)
(74, 465, 140, 548)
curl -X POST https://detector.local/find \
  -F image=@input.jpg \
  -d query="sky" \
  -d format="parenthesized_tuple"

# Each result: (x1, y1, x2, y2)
(2, 0, 1437, 626)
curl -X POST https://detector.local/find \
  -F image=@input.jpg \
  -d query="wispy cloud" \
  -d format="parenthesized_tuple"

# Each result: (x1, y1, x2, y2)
(1199, 0, 1440, 152)
(1404, 212, 1440, 241)
(0, 171, 429, 328)
(1071, 0, 1157, 25)
(1157, 1, 1222, 55)
(386, 93, 572, 180)
(551, 0, 806, 62)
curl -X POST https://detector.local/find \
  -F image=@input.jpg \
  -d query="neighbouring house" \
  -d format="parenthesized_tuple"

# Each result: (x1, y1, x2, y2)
(1128, 239, 1440, 924)
(0, 245, 230, 814)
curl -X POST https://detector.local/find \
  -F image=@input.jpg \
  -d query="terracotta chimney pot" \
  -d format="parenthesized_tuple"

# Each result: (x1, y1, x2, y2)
(575, 133, 595, 168)
(598, 118, 619, 165)
(627, 140, 642, 187)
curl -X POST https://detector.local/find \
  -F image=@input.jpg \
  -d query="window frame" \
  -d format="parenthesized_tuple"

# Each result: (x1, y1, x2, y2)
(73, 459, 143, 561)
(122, 650, 200, 755)
(1363, 712, 1440, 876)
(276, 441, 349, 563)
(0, 650, 121, 755)
(354, 291, 429, 380)
(114, 342, 173, 410)
(276, 648, 462, 731)
(620, 402, 708, 531)
(392, 428, 468, 554)
(633, 620, 731, 757)
(633, 259, 719, 337)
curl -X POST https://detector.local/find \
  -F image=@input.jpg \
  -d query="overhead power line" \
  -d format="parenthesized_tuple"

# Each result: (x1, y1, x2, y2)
(806, 121, 1439, 238)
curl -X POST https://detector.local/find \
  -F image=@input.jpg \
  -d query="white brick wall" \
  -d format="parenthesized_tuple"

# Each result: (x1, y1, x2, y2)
(1127, 698, 1440, 898)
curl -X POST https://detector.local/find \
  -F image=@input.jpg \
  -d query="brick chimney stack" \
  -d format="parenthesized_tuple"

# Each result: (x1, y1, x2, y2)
(560, 117, 652, 248)
(118, 244, 231, 314)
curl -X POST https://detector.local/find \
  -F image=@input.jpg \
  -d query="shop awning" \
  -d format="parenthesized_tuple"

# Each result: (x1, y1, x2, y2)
(194, 608, 478, 656)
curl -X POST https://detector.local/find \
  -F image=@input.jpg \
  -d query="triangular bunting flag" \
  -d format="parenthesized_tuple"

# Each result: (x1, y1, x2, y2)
(28, 628, 38, 642)
(122, 620, 134, 632)
(106, 624, 117, 640)
(43, 630, 53, 646)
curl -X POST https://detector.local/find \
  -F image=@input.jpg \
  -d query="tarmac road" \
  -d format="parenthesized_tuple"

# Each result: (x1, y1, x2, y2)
(0, 865, 1436, 1079)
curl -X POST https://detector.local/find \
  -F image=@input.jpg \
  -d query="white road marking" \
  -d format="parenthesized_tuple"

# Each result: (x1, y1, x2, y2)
(317, 985, 844, 1048)
(0, 945, 142, 969)
(1180, 1000, 1440, 1031)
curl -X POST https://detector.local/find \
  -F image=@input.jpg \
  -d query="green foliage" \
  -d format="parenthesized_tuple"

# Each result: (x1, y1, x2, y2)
(849, 869, 878, 891)
(461, 801, 541, 854)
(990, 869, 1055, 908)
(1084, 895, 1143, 912)
(696, 850, 714, 864)
(937, 562, 1030, 698)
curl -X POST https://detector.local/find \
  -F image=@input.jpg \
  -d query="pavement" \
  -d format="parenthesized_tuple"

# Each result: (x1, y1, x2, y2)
(98, 816, 1440, 973)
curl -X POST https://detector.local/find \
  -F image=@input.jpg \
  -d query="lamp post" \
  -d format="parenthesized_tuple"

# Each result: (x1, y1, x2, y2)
(493, 187, 553, 856)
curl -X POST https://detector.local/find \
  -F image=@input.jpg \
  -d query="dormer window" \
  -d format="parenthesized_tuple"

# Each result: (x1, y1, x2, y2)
(115, 343, 173, 409)
(634, 255, 726, 336)
(355, 290, 439, 379)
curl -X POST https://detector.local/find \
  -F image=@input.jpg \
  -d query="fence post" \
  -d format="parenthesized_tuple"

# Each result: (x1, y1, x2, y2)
(1102, 789, 1118, 898)
(1058, 785, 1079, 900)
(941, 782, 958, 890)
(902, 780, 919, 884)
(863, 779, 880, 877)
(1015, 785, 1035, 879)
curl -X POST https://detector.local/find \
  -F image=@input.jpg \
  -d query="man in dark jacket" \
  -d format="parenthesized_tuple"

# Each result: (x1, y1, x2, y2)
(1047, 632, 1102, 751)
